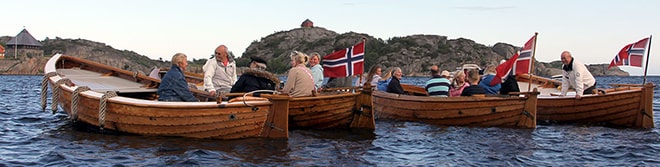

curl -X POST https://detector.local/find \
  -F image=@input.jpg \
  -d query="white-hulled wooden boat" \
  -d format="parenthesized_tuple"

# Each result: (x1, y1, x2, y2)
(516, 74, 655, 128)
(41, 54, 290, 139)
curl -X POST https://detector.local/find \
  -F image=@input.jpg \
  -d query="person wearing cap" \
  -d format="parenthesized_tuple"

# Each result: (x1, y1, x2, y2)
(424, 65, 451, 97)
(478, 63, 501, 94)
(203, 45, 237, 96)
(229, 57, 279, 97)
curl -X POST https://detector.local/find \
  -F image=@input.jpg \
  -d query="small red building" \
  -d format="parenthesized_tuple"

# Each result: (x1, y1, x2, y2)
(301, 19, 314, 28)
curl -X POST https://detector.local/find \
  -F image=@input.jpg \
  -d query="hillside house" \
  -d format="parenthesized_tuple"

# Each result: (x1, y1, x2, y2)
(5, 29, 43, 59)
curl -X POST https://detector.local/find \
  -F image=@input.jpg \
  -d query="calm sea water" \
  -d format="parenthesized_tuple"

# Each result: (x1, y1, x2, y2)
(1, 75, 659, 166)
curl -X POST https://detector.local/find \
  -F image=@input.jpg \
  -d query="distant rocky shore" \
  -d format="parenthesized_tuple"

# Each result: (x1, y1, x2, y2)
(0, 27, 628, 77)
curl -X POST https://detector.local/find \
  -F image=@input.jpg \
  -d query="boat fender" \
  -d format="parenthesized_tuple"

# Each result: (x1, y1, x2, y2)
(71, 86, 91, 122)
(41, 72, 58, 112)
(52, 78, 73, 114)
(99, 91, 118, 131)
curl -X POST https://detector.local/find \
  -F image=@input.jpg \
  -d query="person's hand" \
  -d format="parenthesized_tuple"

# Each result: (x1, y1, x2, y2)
(209, 89, 216, 96)
(575, 94, 581, 99)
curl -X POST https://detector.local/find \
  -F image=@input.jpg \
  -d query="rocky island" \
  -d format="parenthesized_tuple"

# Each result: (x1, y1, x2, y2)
(0, 22, 628, 77)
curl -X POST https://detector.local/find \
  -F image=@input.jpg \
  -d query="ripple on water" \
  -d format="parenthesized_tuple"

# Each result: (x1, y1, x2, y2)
(1, 76, 660, 166)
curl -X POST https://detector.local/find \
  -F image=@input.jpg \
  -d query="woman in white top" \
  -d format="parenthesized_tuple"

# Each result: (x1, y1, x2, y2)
(364, 65, 382, 87)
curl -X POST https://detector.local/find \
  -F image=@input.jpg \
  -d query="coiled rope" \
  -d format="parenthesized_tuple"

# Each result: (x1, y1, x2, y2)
(71, 86, 90, 122)
(51, 78, 72, 114)
(41, 72, 58, 112)
(99, 91, 117, 130)
(241, 90, 279, 107)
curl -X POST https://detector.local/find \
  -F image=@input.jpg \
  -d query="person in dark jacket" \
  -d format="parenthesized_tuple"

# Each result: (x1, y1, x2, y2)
(158, 53, 199, 102)
(461, 69, 486, 96)
(499, 75, 520, 95)
(230, 57, 279, 97)
(386, 67, 405, 94)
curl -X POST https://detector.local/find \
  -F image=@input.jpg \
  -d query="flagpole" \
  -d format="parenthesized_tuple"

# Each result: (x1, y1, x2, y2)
(527, 32, 539, 92)
(358, 38, 366, 87)
(642, 35, 652, 85)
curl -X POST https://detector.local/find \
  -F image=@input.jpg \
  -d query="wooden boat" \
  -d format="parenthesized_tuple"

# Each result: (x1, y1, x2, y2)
(516, 74, 655, 128)
(41, 54, 290, 139)
(258, 86, 375, 130)
(374, 85, 539, 128)
(154, 65, 374, 130)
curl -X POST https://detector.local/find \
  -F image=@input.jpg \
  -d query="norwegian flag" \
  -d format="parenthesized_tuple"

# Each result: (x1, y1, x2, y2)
(608, 37, 649, 69)
(489, 51, 519, 86)
(513, 35, 536, 75)
(322, 41, 365, 77)
(489, 35, 536, 86)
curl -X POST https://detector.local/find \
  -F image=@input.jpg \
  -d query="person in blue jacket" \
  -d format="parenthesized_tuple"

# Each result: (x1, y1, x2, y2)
(377, 67, 394, 91)
(158, 53, 199, 102)
(478, 64, 501, 94)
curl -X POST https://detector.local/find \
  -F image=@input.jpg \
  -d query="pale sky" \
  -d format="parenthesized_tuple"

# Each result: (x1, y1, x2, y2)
(2, 0, 659, 75)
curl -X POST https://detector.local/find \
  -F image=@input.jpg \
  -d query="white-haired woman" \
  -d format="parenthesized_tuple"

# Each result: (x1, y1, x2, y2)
(386, 67, 405, 94)
(158, 53, 198, 102)
(281, 51, 315, 97)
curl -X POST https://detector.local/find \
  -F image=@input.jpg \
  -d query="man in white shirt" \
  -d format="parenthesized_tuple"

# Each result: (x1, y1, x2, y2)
(560, 51, 596, 99)
(203, 45, 237, 96)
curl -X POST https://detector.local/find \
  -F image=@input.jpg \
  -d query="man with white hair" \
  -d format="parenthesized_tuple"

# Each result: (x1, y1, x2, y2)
(560, 51, 596, 99)
(229, 57, 279, 97)
(203, 45, 237, 96)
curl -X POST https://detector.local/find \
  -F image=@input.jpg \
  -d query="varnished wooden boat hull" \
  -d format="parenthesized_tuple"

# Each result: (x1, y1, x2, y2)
(372, 90, 538, 128)
(261, 87, 375, 130)
(517, 74, 655, 128)
(536, 86, 654, 128)
(289, 90, 374, 130)
(44, 54, 289, 139)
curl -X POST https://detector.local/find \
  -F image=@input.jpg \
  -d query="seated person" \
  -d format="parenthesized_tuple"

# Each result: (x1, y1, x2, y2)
(386, 67, 405, 94)
(230, 57, 279, 97)
(478, 64, 501, 94)
(449, 70, 469, 97)
(425, 65, 451, 97)
(499, 75, 520, 95)
(308, 52, 324, 89)
(377, 67, 394, 91)
(364, 65, 382, 87)
(461, 69, 486, 96)
(203, 45, 237, 96)
(281, 51, 315, 97)
(158, 53, 199, 102)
